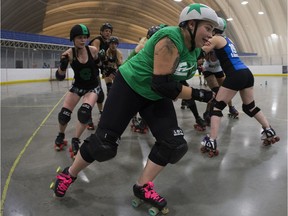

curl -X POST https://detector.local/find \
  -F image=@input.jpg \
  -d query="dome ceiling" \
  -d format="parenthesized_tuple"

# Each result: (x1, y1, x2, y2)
(1, 0, 287, 60)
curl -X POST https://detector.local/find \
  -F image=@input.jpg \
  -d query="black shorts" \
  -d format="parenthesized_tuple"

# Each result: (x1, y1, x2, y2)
(222, 69, 254, 91)
(203, 71, 225, 79)
(69, 85, 101, 97)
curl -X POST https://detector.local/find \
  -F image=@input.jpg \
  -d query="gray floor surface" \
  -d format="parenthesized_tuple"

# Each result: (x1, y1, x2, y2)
(1, 76, 287, 216)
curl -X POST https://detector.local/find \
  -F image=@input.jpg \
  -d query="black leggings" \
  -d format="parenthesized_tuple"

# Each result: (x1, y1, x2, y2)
(98, 72, 180, 140)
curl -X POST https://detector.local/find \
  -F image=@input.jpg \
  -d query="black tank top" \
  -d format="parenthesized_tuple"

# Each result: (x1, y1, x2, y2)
(89, 35, 109, 51)
(71, 46, 98, 90)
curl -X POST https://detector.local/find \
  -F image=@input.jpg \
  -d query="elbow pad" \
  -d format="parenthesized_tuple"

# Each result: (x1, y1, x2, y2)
(55, 69, 66, 81)
(60, 57, 69, 71)
(151, 74, 182, 100)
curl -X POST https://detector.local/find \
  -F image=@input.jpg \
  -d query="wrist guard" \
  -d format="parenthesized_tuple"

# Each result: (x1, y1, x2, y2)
(191, 87, 213, 102)
(55, 69, 66, 81)
(60, 57, 69, 71)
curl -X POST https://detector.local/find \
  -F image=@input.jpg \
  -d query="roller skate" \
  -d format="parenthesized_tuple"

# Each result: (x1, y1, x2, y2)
(131, 117, 148, 134)
(132, 182, 169, 216)
(203, 111, 211, 126)
(200, 135, 219, 157)
(69, 138, 80, 159)
(194, 116, 206, 131)
(228, 106, 239, 119)
(261, 126, 280, 146)
(50, 167, 76, 197)
(136, 118, 149, 134)
(54, 132, 67, 151)
(86, 117, 95, 130)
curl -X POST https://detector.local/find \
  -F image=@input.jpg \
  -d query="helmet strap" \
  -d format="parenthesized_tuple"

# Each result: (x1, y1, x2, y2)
(187, 20, 199, 51)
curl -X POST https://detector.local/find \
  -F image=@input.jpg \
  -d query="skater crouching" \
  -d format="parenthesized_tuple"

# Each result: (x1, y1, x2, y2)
(51, 3, 218, 212)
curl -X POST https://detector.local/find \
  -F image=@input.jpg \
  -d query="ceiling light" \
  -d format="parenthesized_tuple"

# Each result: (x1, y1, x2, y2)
(227, 17, 233, 21)
(258, 11, 264, 15)
(241, 1, 248, 5)
(271, 33, 278, 38)
(174, 0, 182, 2)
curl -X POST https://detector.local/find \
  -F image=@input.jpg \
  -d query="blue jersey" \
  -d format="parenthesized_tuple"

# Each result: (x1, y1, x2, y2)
(214, 36, 247, 76)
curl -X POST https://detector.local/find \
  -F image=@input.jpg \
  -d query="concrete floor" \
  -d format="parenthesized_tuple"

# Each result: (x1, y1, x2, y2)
(1, 76, 287, 216)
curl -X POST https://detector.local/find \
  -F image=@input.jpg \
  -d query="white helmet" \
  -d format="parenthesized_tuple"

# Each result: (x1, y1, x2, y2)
(179, 3, 219, 27)
(215, 17, 227, 32)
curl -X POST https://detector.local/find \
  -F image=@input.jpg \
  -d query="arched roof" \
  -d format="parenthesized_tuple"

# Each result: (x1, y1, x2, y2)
(1, 0, 287, 61)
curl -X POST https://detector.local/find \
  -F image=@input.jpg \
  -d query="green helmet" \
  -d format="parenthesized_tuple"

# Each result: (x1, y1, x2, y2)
(215, 17, 227, 32)
(70, 24, 90, 41)
(179, 3, 218, 27)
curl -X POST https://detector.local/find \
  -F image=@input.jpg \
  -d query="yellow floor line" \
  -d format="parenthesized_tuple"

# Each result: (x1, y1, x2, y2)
(0, 92, 67, 216)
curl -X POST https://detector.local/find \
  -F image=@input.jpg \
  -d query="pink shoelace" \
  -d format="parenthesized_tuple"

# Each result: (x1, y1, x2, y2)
(56, 174, 73, 195)
(143, 182, 164, 202)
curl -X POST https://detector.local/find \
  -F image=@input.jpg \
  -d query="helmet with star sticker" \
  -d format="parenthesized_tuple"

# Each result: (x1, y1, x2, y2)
(215, 17, 227, 32)
(179, 3, 218, 27)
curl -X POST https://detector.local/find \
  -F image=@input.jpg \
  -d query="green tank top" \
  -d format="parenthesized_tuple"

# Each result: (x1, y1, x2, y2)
(120, 26, 201, 101)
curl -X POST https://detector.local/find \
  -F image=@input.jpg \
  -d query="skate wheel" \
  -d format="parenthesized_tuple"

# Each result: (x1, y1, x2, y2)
(161, 207, 169, 215)
(208, 150, 219, 157)
(56, 166, 62, 173)
(50, 182, 55, 190)
(132, 198, 142, 208)
(149, 207, 159, 216)
(200, 146, 207, 153)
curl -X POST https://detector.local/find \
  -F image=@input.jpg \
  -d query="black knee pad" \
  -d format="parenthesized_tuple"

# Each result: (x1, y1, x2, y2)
(97, 89, 104, 103)
(58, 107, 72, 126)
(148, 128, 188, 166)
(214, 100, 227, 110)
(209, 100, 226, 117)
(242, 101, 260, 117)
(80, 128, 119, 162)
(77, 103, 92, 124)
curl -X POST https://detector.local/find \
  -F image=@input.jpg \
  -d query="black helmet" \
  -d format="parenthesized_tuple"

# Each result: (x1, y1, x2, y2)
(109, 36, 119, 45)
(146, 24, 168, 39)
(100, 23, 113, 33)
(70, 24, 90, 41)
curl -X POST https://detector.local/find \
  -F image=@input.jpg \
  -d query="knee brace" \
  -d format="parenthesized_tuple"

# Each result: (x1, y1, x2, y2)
(148, 128, 188, 166)
(97, 89, 105, 103)
(242, 101, 260, 117)
(77, 103, 92, 124)
(58, 107, 72, 125)
(210, 100, 226, 117)
(80, 128, 119, 162)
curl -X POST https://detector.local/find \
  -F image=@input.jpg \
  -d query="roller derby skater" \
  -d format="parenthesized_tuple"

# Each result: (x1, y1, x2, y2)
(50, 167, 76, 197)
(228, 105, 239, 119)
(69, 138, 81, 159)
(54, 132, 67, 151)
(200, 135, 219, 157)
(261, 127, 280, 146)
(200, 16, 280, 155)
(50, 4, 218, 211)
(53, 24, 101, 154)
(132, 182, 169, 216)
